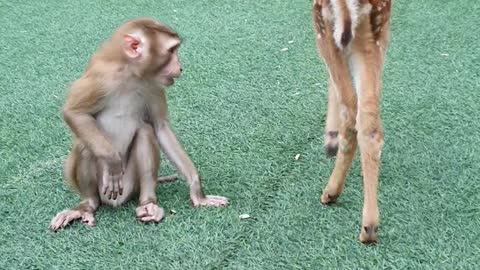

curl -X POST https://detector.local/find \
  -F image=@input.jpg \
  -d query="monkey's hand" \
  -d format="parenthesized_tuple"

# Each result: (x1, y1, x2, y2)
(192, 195, 229, 207)
(99, 153, 124, 200)
(187, 175, 229, 207)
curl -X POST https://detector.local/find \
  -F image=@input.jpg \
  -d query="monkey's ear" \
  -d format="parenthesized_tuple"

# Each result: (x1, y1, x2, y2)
(123, 34, 143, 58)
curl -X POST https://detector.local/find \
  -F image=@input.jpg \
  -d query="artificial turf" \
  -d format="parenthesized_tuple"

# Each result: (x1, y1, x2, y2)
(1, 0, 479, 269)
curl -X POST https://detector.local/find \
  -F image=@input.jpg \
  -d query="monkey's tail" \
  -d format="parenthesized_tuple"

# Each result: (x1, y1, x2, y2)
(157, 175, 178, 184)
(64, 149, 80, 193)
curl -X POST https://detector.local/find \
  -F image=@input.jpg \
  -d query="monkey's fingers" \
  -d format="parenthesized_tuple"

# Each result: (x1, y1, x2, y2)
(114, 173, 124, 199)
(107, 179, 113, 200)
(118, 165, 125, 195)
(193, 195, 230, 207)
(105, 174, 118, 200)
(101, 179, 107, 195)
(139, 215, 164, 223)
(101, 170, 111, 195)
(118, 177, 124, 195)
(111, 176, 119, 200)
(157, 175, 178, 183)
(136, 203, 165, 223)
(136, 205, 149, 218)
(81, 212, 96, 227)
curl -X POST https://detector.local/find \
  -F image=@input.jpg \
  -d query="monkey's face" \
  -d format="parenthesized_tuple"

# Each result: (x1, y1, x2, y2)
(123, 32, 182, 87)
(153, 42, 182, 87)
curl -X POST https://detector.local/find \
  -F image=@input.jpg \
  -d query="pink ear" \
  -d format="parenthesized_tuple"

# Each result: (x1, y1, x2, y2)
(123, 34, 143, 58)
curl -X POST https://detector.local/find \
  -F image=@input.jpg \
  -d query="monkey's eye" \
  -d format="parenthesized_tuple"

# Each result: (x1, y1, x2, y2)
(168, 45, 180, 53)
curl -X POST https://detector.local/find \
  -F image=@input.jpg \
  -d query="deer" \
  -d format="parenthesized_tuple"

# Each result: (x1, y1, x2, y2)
(312, 0, 392, 243)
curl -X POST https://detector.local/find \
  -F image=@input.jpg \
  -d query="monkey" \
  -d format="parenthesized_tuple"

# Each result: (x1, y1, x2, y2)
(49, 18, 229, 232)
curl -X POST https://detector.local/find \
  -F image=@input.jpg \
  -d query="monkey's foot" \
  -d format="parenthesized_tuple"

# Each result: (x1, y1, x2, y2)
(359, 225, 379, 244)
(136, 203, 165, 223)
(49, 209, 95, 232)
(193, 195, 229, 207)
(324, 131, 339, 157)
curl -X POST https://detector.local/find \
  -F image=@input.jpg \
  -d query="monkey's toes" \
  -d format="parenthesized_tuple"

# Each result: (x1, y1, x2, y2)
(194, 195, 229, 207)
(49, 209, 94, 232)
(81, 212, 96, 227)
(136, 203, 165, 223)
(320, 190, 338, 205)
(359, 225, 379, 244)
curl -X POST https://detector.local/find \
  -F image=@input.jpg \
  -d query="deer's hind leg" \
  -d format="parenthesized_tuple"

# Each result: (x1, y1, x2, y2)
(314, 13, 358, 204)
(324, 79, 341, 157)
(351, 17, 390, 244)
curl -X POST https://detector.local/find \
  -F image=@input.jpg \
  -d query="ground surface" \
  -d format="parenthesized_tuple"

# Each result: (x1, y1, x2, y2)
(1, 0, 479, 269)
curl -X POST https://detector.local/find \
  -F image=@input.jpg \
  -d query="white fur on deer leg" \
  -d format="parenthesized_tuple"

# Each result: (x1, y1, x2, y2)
(322, 5, 333, 21)
(340, 105, 350, 121)
(349, 55, 362, 96)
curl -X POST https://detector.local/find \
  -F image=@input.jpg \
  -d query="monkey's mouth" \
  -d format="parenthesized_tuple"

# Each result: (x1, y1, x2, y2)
(164, 77, 175, 85)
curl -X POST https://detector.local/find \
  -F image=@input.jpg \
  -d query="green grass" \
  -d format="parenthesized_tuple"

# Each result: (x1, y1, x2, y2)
(1, 0, 479, 269)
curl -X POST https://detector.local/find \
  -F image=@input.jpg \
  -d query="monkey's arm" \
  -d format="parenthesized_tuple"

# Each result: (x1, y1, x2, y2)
(63, 79, 119, 163)
(63, 79, 123, 198)
(156, 122, 208, 203)
(155, 122, 199, 179)
(148, 91, 206, 203)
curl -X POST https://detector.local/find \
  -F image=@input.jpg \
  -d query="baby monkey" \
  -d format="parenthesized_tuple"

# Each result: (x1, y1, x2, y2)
(50, 18, 229, 231)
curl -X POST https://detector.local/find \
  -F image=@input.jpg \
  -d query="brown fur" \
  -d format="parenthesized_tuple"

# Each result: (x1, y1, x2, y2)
(312, 0, 392, 243)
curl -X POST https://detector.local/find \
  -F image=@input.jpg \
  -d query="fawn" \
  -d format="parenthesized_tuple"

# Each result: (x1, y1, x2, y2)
(312, 0, 392, 243)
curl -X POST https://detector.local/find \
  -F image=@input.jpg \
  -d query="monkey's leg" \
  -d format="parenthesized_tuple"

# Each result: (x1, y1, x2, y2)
(49, 149, 100, 231)
(132, 125, 165, 223)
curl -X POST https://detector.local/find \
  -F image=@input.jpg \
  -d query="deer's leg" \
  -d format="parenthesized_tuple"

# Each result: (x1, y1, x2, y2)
(324, 79, 341, 157)
(314, 9, 358, 204)
(351, 19, 390, 244)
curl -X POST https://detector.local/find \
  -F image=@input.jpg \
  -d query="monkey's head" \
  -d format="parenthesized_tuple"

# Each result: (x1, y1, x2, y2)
(118, 18, 183, 87)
